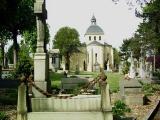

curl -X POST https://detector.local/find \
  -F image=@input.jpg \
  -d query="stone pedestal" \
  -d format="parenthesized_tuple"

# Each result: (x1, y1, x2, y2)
(34, 53, 48, 97)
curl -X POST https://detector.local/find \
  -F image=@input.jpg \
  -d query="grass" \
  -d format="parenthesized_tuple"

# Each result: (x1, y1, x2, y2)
(107, 72, 123, 92)
(49, 72, 64, 89)
(50, 71, 123, 92)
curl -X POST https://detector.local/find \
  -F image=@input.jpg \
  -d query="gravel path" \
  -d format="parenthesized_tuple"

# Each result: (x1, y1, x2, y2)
(111, 92, 160, 120)
(0, 105, 16, 120)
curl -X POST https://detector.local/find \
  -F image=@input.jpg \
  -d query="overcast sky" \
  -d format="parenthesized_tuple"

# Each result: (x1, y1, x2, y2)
(46, 0, 142, 49)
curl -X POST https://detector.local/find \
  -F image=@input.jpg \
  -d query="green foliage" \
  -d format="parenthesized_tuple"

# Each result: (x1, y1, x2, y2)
(0, 112, 8, 120)
(0, 0, 36, 65)
(140, 80, 160, 96)
(50, 71, 122, 93)
(15, 55, 33, 79)
(122, 61, 130, 74)
(13, 40, 34, 78)
(53, 26, 80, 70)
(112, 100, 131, 117)
(22, 28, 37, 53)
(119, 0, 160, 61)
(7, 44, 19, 64)
(152, 70, 160, 79)
(54, 26, 80, 54)
(113, 48, 120, 70)
(142, 83, 154, 96)
(22, 24, 50, 53)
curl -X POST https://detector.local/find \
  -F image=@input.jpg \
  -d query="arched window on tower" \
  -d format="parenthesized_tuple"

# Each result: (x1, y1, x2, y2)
(94, 36, 96, 40)
(99, 36, 101, 40)
(89, 36, 91, 41)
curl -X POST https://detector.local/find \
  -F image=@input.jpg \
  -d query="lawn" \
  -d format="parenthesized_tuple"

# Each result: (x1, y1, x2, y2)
(50, 71, 123, 92)
(107, 72, 123, 92)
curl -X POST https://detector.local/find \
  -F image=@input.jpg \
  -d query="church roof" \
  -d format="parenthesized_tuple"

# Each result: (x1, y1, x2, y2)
(87, 41, 112, 47)
(87, 41, 103, 46)
(104, 42, 112, 47)
(85, 15, 104, 35)
(85, 25, 104, 35)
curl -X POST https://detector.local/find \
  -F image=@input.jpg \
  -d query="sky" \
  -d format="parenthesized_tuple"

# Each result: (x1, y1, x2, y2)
(46, 0, 142, 49)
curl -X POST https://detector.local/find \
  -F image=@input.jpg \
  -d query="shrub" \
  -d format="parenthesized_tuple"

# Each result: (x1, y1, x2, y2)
(122, 61, 130, 74)
(112, 100, 131, 117)
(152, 70, 160, 79)
(0, 112, 8, 120)
(140, 80, 160, 96)
(15, 57, 33, 79)
(142, 83, 154, 96)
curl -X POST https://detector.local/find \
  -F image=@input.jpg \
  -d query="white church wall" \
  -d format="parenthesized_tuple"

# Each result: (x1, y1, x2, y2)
(87, 45, 104, 72)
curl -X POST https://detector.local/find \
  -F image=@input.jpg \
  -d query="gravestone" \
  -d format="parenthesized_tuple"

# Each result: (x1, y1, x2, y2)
(139, 58, 146, 79)
(61, 78, 89, 89)
(120, 79, 144, 105)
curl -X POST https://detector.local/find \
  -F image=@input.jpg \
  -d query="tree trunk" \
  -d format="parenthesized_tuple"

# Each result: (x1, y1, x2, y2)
(12, 30, 18, 68)
(65, 54, 70, 70)
(1, 43, 4, 68)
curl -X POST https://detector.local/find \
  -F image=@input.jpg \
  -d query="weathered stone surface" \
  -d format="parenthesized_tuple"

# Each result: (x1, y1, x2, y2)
(34, 2, 44, 14)
(31, 96, 101, 112)
(61, 78, 89, 89)
(17, 83, 27, 120)
(28, 112, 104, 120)
(32, 81, 47, 98)
(120, 80, 144, 105)
(125, 94, 144, 105)
(120, 80, 142, 95)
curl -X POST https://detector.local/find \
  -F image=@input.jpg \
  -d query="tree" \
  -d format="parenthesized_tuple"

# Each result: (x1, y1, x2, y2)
(113, 48, 120, 70)
(0, 27, 11, 68)
(53, 27, 80, 70)
(22, 24, 50, 53)
(0, 0, 36, 67)
(119, 39, 132, 61)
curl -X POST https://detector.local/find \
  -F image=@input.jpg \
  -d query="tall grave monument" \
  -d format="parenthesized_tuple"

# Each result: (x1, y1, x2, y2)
(129, 51, 135, 78)
(33, 0, 49, 97)
(139, 46, 146, 79)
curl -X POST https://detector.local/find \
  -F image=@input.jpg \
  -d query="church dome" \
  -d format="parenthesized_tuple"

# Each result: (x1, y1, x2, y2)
(85, 15, 104, 35)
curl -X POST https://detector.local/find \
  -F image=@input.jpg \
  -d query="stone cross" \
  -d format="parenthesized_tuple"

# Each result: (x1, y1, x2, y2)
(34, 0, 47, 53)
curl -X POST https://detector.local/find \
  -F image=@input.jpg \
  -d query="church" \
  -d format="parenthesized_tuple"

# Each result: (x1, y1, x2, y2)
(50, 15, 114, 72)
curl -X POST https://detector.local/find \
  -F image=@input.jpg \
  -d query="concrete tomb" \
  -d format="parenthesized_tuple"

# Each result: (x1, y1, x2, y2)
(120, 79, 144, 105)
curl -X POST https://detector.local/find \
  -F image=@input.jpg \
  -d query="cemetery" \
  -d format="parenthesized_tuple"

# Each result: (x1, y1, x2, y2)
(0, 0, 160, 120)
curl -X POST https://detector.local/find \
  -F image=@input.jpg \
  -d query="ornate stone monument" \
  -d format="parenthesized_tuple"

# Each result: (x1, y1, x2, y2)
(33, 0, 49, 97)
(129, 51, 135, 78)
(139, 57, 146, 79)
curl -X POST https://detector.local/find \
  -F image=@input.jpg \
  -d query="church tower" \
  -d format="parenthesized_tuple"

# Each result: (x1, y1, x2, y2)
(85, 15, 105, 72)
(85, 15, 105, 45)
